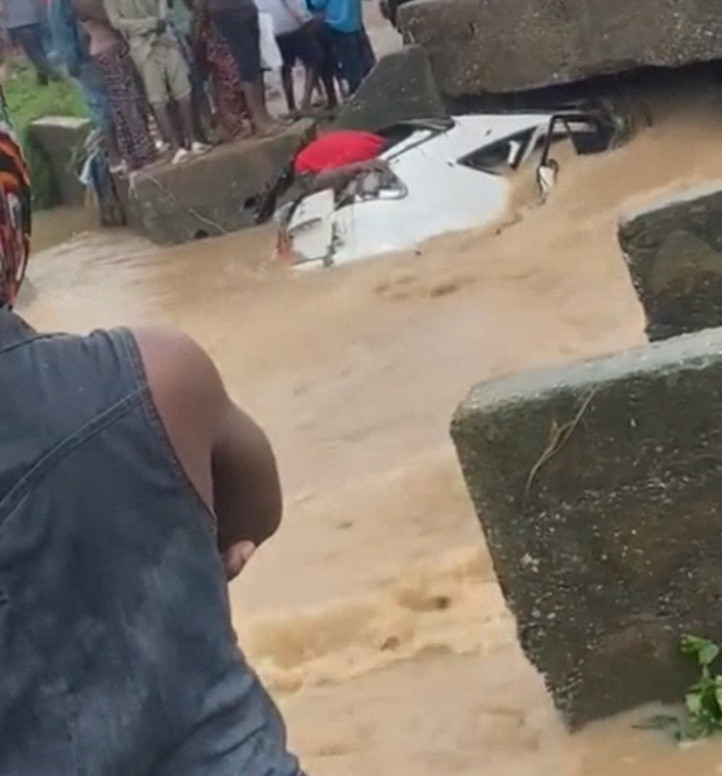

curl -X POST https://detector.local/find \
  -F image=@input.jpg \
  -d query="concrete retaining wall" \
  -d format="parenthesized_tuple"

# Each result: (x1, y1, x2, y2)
(619, 181, 722, 342)
(451, 329, 722, 728)
(400, 0, 722, 97)
(127, 119, 315, 245)
(334, 46, 447, 131)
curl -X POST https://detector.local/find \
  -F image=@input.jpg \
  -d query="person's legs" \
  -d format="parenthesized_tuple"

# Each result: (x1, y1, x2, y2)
(77, 61, 122, 166)
(154, 103, 181, 150)
(11, 24, 54, 83)
(359, 25, 376, 74)
(164, 44, 206, 152)
(139, 49, 180, 149)
(190, 71, 213, 144)
(313, 21, 338, 108)
(210, 10, 277, 135)
(330, 29, 369, 94)
(276, 33, 297, 113)
(93, 47, 156, 171)
(280, 63, 296, 113)
(295, 24, 323, 112)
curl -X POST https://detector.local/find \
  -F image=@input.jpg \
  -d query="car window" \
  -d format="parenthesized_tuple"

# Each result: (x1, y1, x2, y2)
(457, 129, 536, 175)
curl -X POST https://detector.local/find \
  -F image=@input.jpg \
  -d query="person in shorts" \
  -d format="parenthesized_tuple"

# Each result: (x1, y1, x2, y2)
(256, 0, 326, 115)
(102, 0, 208, 163)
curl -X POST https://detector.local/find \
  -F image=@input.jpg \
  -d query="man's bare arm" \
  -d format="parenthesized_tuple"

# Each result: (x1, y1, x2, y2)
(132, 327, 282, 567)
(309, 158, 389, 193)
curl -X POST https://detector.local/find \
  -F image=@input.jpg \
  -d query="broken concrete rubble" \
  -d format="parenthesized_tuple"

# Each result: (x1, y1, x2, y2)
(400, 0, 722, 97)
(619, 180, 722, 342)
(334, 45, 447, 132)
(451, 329, 722, 728)
(126, 119, 314, 245)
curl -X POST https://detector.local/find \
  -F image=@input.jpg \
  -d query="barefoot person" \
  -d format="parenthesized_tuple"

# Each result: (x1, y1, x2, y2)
(191, 0, 251, 141)
(0, 87, 305, 775)
(101, 0, 208, 163)
(256, 0, 323, 116)
(204, 0, 278, 135)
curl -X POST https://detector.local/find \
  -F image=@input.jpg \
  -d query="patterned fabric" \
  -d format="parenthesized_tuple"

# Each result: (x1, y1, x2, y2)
(191, 1, 248, 140)
(92, 45, 156, 170)
(0, 88, 31, 309)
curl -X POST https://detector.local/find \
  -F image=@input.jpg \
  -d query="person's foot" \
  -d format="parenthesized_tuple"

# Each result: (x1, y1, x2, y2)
(190, 141, 210, 155)
(36, 72, 49, 87)
(172, 148, 191, 165)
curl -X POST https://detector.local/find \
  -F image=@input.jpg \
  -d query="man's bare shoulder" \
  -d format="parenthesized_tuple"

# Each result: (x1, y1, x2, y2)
(129, 325, 227, 420)
(128, 326, 227, 506)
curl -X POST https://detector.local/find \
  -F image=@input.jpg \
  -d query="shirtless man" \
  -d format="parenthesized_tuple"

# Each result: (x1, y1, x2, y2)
(0, 83, 304, 773)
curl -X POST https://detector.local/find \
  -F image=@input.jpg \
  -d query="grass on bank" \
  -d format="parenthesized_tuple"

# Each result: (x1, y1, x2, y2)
(4, 62, 87, 208)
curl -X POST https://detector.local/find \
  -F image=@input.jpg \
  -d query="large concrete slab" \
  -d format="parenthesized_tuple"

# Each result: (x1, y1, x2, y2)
(127, 119, 315, 245)
(334, 45, 447, 132)
(400, 0, 722, 97)
(451, 329, 722, 728)
(619, 180, 722, 342)
(29, 116, 92, 207)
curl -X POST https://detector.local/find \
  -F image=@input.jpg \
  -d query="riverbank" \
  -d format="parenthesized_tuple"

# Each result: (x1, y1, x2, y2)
(3, 62, 87, 208)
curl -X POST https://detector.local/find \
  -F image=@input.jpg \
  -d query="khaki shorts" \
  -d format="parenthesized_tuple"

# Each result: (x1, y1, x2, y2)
(136, 42, 191, 105)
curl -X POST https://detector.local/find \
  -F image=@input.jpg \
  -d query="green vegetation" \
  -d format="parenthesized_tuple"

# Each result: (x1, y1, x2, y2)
(680, 634, 722, 740)
(4, 63, 88, 209)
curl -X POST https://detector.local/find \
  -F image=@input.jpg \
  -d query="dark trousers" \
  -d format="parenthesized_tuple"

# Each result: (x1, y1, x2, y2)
(10, 24, 53, 79)
(328, 27, 374, 94)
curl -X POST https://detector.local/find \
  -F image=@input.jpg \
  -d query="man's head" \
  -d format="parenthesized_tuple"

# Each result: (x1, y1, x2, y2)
(0, 87, 30, 309)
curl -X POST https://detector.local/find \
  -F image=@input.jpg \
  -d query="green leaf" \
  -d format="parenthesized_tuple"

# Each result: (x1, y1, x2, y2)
(686, 691, 703, 716)
(700, 643, 720, 666)
(680, 635, 722, 741)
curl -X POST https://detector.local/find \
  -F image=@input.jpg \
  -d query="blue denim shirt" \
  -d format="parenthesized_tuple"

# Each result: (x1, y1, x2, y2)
(0, 311, 305, 776)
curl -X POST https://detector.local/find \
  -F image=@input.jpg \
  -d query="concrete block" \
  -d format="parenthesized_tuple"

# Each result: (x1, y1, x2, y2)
(29, 116, 92, 206)
(334, 45, 447, 132)
(127, 119, 315, 245)
(619, 181, 722, 342)
(400, 0, 722, 97)
(451, 330, 722, 728)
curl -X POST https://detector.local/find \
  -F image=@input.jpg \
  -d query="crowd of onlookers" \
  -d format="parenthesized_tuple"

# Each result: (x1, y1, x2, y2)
(0, 0, 377, 172)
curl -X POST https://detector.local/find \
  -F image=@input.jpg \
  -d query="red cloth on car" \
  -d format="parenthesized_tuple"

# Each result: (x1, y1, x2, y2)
(294, 131, 386, 175)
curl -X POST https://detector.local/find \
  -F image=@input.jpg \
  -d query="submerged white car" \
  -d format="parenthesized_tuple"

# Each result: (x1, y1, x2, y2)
(274, 107, 628, 270)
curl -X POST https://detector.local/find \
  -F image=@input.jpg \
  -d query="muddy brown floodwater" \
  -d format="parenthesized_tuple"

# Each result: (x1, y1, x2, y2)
(21, 87, 722, 773)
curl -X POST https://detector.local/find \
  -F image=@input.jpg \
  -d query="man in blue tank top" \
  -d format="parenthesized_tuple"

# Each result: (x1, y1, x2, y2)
(0, 85, 306, 774)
